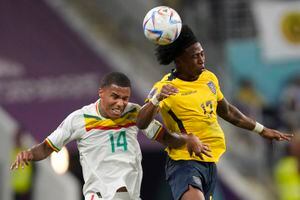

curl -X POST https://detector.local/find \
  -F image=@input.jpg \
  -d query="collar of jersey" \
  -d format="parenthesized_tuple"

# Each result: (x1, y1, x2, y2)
(169, 68, 206, 82)
(96, 99, 107, 120)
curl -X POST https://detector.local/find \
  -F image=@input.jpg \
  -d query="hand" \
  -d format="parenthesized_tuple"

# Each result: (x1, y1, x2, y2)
(260, 128, 293, 141)
(184, 133, 212, 160)
(156, 84, 178, 101)
(10, 150, 33, 170)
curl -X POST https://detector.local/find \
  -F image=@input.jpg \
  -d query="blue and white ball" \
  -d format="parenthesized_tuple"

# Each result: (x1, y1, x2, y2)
(143, 6, 182, 45)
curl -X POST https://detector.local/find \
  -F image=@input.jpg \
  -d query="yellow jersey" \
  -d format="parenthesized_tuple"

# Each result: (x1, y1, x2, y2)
(147, 69, 226, 162)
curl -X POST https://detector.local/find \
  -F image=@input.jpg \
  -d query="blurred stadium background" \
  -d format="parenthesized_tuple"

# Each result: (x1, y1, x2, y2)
(1, 0, 299, 199)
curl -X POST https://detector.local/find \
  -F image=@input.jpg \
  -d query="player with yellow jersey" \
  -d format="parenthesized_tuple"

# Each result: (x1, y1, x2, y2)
(137, 25, 293, 200)
(149, 69, 225, 163)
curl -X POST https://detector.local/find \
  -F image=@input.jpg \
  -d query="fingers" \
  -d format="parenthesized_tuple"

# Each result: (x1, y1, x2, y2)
(188, 148, 193, 157)
(10, 151, 32, 170)
(201, 149, 212, 158)
(273, 131, 294, 141)
(195, 150, 204, 160)
(263, 129, 294, 142)
(202, 144, 211, 152)
(10, 161, 17, 170)
(281, 133, 294, 141)
(278, 133, 293, 141)
(159, 84, 178, 99)
(189, 143, 212, 159)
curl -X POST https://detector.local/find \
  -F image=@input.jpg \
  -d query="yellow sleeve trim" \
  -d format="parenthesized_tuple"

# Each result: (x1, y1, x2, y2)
(153, 126, 164, 141)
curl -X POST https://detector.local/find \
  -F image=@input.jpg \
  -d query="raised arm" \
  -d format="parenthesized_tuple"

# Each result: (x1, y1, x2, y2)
(10, 140, 53, 170)
(217, 98, 293, 141)
(136, 101, 160, 129)
(136, 84, 178, 129)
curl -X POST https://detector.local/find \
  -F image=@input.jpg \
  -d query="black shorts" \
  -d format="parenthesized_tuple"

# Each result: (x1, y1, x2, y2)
(165, 156, 217, 200)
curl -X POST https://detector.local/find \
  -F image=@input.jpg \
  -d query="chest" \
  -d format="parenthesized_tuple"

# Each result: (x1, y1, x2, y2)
(163, 81, 218, 112)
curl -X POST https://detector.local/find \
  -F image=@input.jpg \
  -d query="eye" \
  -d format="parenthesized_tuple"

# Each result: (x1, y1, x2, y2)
(111, 93, 119, 99)
(192, 53, 200, 59)
(123, 96, 129, 101)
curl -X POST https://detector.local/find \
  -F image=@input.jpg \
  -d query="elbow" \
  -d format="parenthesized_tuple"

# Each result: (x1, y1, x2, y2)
(136, 118, 148, 129)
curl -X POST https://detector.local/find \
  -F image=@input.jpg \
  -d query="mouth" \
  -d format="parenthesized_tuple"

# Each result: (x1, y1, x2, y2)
(111, 107, 123, 116)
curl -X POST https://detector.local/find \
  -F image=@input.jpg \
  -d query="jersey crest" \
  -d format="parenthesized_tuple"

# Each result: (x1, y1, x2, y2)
(207, 81, 216, 94)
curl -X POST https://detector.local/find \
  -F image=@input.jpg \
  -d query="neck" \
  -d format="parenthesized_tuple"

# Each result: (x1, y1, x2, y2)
(98, 100, 109, 118)
(176, 73, 199, 81)
(174, 69, 203, 81)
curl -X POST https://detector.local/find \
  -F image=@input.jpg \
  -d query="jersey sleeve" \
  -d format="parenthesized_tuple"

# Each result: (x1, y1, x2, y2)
(211, 73, 224, 101)
(46, 110, 84, 152)
(141, 119, 164, 141)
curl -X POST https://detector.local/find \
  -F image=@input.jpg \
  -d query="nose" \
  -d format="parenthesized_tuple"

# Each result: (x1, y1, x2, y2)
(198, 57, 204, 64)
(115, 99, 125, 108)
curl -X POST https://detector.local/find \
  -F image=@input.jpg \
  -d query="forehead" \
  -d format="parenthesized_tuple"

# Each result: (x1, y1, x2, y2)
(103, 84, 131, 95)
(184, 42, 203, 54)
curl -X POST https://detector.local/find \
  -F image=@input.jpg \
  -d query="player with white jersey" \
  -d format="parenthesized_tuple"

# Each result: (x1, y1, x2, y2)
(11, 72, 204, 200)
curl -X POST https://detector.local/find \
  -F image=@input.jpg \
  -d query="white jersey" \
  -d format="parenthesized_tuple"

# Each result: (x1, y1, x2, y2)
(46, 100, 163, 200)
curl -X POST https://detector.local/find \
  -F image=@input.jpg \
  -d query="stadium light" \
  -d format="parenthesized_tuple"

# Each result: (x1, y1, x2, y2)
(50, 146, 69, 174)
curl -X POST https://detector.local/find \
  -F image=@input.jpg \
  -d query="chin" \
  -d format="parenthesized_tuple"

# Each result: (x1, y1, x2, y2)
(194, 68, 203, 75)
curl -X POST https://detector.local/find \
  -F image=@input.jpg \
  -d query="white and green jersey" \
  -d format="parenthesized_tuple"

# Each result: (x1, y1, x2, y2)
(46, 100, 163, 200)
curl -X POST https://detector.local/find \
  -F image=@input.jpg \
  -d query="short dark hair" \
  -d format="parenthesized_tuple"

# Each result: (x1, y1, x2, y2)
(100, 72, 131, 88)
(155, 25, 198, 65)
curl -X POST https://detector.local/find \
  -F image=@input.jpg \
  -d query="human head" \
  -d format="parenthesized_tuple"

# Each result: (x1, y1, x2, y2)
(98, 72, 131, 119)
(155, 25, 205, 80)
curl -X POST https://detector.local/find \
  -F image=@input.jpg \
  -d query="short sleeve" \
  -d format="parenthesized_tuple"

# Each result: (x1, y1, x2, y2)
(211, 73, 224, 101)
(46, 110, 84, 152)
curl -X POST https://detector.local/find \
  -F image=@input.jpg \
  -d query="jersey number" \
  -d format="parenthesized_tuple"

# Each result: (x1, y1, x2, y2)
(201, 100, 213, 117)
(109, 131, 128, 153)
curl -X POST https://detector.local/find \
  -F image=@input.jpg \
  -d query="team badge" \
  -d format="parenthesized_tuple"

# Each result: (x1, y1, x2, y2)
(207, 81, 216, 94)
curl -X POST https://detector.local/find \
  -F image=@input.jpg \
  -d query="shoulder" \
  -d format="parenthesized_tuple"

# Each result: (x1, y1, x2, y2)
(66, 101, 97, 123)
(80, 100, 99, 115)
(124, 102, 140, 113)
(153, 72, 173, 88)
(202, 69, 220, 82)
(203, 69, 217, 77)
(65, 109, 85, 124)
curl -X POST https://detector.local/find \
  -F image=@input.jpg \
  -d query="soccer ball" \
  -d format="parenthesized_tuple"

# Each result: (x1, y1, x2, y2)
(143, 6, 182, 45)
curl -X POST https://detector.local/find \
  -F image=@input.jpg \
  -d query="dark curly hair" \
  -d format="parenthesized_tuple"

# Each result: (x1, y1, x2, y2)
(155, 25, 198, 65)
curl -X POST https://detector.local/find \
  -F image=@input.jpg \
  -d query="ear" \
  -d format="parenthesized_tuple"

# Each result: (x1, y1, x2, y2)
(174, 55, 183, 65)
(98, 88, 103, 98)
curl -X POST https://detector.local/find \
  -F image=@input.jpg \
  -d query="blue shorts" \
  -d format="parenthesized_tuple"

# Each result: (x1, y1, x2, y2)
(165, 156, 217, 200)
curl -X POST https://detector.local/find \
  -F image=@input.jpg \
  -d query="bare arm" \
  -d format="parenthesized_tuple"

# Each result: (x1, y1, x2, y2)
(10, 140, 54, 170)
(216, 98, 256, 130)
(217, 98, 293, 141)
(136, 102, 159, 129)
(159, 130, 212, 159)
(136, 84, 178, 129)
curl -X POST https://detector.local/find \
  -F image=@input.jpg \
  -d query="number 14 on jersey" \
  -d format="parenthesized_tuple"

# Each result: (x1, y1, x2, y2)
(109, 131, 128, 153)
